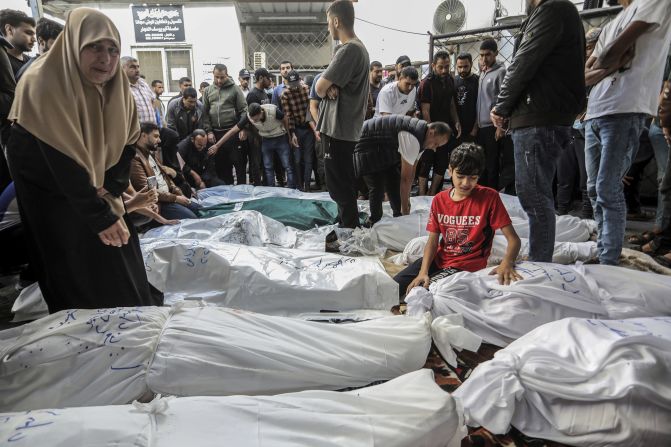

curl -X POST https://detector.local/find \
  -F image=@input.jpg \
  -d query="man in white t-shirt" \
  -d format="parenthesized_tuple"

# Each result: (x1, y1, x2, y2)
(584, 0, 671, 265)
(374, 66, 419, 117)
(353, 116, 451, 225)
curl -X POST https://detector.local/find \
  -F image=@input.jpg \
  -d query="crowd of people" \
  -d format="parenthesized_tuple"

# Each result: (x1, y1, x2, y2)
(1, 0, 671, 313)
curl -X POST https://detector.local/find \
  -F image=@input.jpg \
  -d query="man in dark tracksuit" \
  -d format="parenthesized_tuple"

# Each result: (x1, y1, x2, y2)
(490, 0, 585, 262)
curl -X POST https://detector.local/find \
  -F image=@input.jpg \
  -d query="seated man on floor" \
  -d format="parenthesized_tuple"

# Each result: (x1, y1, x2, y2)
(131, 122, 200, 221)
(394, 143, 522, 298)
(354, 115, 451, 226)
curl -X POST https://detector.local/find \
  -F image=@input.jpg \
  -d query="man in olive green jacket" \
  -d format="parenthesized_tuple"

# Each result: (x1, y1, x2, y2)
(203, 64, 248, 185)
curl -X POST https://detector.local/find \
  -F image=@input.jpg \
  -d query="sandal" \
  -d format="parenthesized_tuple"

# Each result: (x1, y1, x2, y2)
(627, 231, 656, 245)
(632, 238, 671, 256)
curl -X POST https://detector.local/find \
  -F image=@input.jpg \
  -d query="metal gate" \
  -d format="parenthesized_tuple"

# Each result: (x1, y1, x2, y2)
(428, 5, 622, 74)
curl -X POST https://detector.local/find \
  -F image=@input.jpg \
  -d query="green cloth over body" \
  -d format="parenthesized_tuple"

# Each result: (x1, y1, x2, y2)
(196, 197, 350, 230)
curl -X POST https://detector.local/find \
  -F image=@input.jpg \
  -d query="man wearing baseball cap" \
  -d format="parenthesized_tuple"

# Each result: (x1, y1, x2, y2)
(281, 70, 318, 191)
(391, 55, 411, 84)
(238, 68, 251, 98)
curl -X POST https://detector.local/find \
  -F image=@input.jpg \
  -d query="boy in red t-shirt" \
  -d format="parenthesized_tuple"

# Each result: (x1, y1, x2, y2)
(394, 143, 522, 298)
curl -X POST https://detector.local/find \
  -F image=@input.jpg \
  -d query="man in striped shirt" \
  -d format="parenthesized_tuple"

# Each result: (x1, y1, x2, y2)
(122, 56, 158, 125)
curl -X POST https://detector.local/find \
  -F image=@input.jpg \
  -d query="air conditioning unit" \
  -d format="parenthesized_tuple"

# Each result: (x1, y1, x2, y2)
(432, 0, 497, 35)
(253, 52, 266, 69)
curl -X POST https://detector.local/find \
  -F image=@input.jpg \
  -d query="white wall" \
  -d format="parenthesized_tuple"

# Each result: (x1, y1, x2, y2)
(87, 4, 244, 88)
(3, 1, 244, 88)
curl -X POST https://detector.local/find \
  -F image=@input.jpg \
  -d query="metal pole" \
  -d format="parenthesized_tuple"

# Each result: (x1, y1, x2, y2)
(29, 0, 44, 20)
(428, 32, 434, 66)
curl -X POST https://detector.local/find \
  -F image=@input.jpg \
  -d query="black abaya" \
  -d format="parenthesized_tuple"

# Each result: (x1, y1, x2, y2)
(6, 124, 163, 313)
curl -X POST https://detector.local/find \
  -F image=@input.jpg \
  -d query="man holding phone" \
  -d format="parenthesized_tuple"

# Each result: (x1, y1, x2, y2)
(130, 122, 200, 220)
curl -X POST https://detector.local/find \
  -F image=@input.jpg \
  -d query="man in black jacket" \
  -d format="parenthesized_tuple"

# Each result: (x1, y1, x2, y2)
(0, 34, 15, 191)
(166, 87, 204, 140)
(354, 115, 450, 224)
(490, 0, 585, 262)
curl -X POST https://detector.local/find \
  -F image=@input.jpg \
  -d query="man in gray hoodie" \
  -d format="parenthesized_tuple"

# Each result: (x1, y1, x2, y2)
(203, 64, 248, 185)
(475, 38, 513, 192)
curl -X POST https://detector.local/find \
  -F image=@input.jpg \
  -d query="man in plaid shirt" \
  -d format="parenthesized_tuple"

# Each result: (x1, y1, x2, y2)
(122, 56, 158, 125)
(281, 70, 318, 191)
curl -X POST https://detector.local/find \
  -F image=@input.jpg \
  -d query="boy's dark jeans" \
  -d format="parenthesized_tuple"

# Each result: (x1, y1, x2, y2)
(393, 257, 460, 299)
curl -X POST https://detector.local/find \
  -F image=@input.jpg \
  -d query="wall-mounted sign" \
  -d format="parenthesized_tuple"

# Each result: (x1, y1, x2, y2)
(132, 5, 185, 43)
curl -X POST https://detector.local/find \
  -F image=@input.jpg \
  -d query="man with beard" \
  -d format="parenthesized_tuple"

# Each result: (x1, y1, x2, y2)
(203, 64, 249, 185)
(475, 39, 514, 191)
(315, 0, 370, 228)
(245, 67, 274, 185)
(130, 122, 198, 220)
(417, 50, 461, 196)
(1, 9, 35, 191)
(0, 9, 35, 76)
(178, 129, 225, 189)
(454, 53, 478, 143)
(271, 60, 293, 112)
(16, 18, 63, 81)
(366, 61, 384, 119)
(490, 0, 585, 262)
(166, 87, 204, 141)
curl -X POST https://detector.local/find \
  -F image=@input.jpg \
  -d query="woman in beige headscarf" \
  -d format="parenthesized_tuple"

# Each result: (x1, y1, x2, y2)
(6, 7, 163, 312)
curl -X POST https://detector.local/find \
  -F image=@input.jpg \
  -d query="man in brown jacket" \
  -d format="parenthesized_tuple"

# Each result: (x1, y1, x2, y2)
(130, 122, 198, 220)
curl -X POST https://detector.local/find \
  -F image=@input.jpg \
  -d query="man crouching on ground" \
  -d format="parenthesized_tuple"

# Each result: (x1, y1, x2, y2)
(394, 143, 522, 298)
(354, 115, 451, 226)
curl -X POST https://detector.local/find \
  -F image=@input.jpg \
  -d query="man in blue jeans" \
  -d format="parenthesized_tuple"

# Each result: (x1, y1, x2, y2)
(490, 0, 585, 262)
(583, 0, 671, 265)
(281, 70, 318, 191)
(209, 102, 296, 188)
(130, 122, 200, 221)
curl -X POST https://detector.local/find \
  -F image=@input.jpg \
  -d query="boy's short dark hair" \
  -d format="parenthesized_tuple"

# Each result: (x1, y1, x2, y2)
(36, 17, 63, 42)
(151, 79, 163, 87)
(480, 39, 498, 53)
(327, 0, 355, 29)
(199, 81, 210, 89)
(449, 143, 485, 176)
